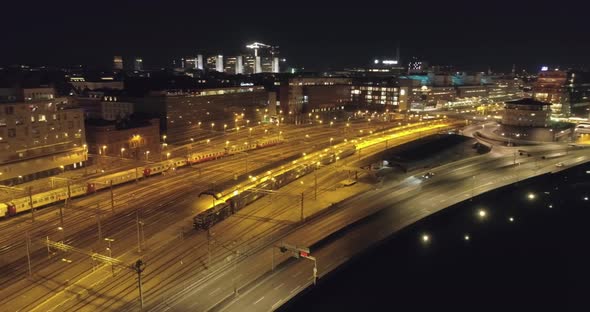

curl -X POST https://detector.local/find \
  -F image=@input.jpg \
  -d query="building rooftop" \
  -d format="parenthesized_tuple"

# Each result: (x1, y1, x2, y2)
(85, 113, 157, 130)
(505, 98, 552, 106)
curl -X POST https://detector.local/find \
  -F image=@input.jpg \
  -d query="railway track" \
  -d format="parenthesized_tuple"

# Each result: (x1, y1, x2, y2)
(0, 119, 427, 310)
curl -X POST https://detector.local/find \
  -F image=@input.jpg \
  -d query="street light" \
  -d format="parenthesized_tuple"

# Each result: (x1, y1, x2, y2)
(104, 238, 115, 276)
(224, 124, 228, 134)
(330, 137, 334, 147)
(211, 122, 215, 131)
(120, 148, 125, 158)
(166, 152, 171, 160)
(57, 226, 65, 242)
(145, 151, 150, 161)
(102, 145, 107, 155)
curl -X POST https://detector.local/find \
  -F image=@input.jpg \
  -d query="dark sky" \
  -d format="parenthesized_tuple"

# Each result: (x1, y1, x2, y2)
(1, 0, 588, 72)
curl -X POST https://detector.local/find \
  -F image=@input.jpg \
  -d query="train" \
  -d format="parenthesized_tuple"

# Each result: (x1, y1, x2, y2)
(0, 138, 284, 218)
(193, 145, 357, 230)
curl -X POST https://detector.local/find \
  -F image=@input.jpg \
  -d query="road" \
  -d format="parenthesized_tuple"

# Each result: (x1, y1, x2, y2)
(214, 146, 590, 312)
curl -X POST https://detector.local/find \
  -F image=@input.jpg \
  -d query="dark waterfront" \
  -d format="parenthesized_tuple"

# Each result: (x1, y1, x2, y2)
(282, 163, 590, 312)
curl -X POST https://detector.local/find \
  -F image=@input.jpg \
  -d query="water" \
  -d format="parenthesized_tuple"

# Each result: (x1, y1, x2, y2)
(281, 163, 590, 312)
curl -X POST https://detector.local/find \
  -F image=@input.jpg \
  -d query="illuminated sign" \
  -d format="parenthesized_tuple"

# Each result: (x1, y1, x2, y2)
(541, 66, 548, 71)
(382, 60, 398, 65)
(240, 83, 254, 86)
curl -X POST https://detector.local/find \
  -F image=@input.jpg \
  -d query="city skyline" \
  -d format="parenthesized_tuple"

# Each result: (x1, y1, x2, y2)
(1, 1, 588, 71)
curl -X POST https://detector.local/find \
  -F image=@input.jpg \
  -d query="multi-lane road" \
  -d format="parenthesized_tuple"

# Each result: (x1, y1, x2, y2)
(208, 145, 590, 312)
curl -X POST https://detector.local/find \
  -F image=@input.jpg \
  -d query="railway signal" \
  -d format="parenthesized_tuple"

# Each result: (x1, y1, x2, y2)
(274, 243, 318, 285)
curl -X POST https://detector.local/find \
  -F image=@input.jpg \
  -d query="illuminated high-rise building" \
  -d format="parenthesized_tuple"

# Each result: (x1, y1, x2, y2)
(245, 42, 280, 73)
(196, 54, 204, 70)
(224, 56, 244, 75)
(243, 55, 256, 74)
(206, 55, 223, 72)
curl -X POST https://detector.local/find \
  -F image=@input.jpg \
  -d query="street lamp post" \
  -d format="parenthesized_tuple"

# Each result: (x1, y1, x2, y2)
(105, 238, 115, 276)
(145, 151, 150, 161)
(83, 144, 88, 175)
(120, 148, 125, 158)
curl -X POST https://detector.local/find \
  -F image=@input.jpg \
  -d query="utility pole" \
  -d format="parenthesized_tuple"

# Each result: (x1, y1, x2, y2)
(132, 259, 145, 311)
(28, 187, 34, 223)
(312, 257, 318, 285)
(136, 209, 142, 253)
(300, 192, 304, 222)
(66, 180, 71, 204)
(207, 228, 212, 269)
(110, 180, 114, 213)
(59, 199, 65, 230)
(314, 171, 318, 200)
(96, 204, 102, 241)
(25, 231, 32, 276)
(233, 249, 239, 296)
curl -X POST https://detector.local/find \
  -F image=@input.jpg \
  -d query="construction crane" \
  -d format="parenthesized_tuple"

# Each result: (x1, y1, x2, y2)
(246, 42, 271, 57)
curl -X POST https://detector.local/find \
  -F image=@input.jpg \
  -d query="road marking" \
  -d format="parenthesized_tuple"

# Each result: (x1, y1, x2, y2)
(209, 287, 221, 296)
(271, 299, 283, 310)
(290, 285, 301, 294)
(274, 283, 284, 290)
(292, 271, 302, 278)
(254, 296, 265, 305)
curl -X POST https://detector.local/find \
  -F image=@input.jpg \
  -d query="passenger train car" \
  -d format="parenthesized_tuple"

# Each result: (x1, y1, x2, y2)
(193, 145, 357, 230)
(0, 138, 284, 218)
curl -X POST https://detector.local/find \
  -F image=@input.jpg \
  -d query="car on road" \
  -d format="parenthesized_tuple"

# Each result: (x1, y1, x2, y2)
(422, 172, 435, 179)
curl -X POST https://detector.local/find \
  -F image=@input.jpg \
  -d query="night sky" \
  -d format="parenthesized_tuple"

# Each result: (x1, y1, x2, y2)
(1, 0, 588, 72)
